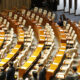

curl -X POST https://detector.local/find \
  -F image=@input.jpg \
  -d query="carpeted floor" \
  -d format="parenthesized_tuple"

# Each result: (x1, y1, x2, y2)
(54, 11, 80, 23)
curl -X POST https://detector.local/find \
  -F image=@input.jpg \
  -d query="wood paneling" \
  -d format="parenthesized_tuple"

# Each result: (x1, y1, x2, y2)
(0, 0, 31, 11)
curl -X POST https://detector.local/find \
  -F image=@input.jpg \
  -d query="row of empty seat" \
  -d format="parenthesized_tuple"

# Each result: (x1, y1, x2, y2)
(0, 28, 14, 59)
(28, 23, 55, 77)
(19, 26, 45, 78)
(0, 6, 79, 80)
(55, 23, 78, 79)
(13, 26, 34, 69)
(46, 23, 66, 80)
(33, 7, 55, 21)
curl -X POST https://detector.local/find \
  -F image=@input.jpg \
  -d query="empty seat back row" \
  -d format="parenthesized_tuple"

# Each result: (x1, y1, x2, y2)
(46, 24, 66, 80)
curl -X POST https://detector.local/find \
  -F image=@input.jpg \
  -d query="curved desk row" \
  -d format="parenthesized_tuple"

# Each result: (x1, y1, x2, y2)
(0, 44, 21, 68)
(19, 43, 44, 78)
(0, 15, 24, 68)
(46, 23, 66, 80)
(0, 8, 67, 80)
(19, 26, 45, 78)
(13, 8, 52, 26)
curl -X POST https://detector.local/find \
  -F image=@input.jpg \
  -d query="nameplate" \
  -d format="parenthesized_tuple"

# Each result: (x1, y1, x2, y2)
(27, 61, 33, 63)
(40, 35, 45, 37)
(61, 46, 66, 48)
(38, 44, 43, 47)
(0, 62, 5, 64)
(21, 67, 27, 69)
(19, 36, 24, 38)
(31, 56, 36, 57)
(56, 54, 63, 57)
(19, 33, 24, 34)
(48, 69, 54, 72)
(59, 49, 65, 51)
(14, 48, 19, 49)
(10, 52, 14, 54)
(52, 62, 58, 65)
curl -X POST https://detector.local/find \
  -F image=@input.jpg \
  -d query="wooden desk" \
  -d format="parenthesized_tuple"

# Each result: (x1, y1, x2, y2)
(31, 10, 52, 26)
(19, 44, 44, 78)
(46, 64, 58, 80)
(0, 44, 21, 68)
(46, 23, 66, 80)
(0, 31, 5, 48)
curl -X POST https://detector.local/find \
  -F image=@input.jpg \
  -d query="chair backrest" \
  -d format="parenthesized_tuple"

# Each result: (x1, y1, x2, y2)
(47, 11, 52, 18)
(14, 59, 18, 68)
(48, 25, 51, 29)
(51, 34, 55, 40)
(31, 13, 35, 19)
(34, 7, 38, 13)
(66, 24, 70, 30)
(35, 16, 39, 22)
(69, 27, 73, 34)
(51, 13, 55, 20)
(78, 20, 80, 25)
(46, 23, 49, 26)
(66, 48, 77, 54)
(11, 28, 14, 31)
(63, 21, 67, 27)
(19, 17, 23, 22)
(9, 12, 13, 18)
(71, 30, 75, 38)
(26, 11, 31, 17)
(43, 10, 47, 16)
(0, 17, 3, 23)
(73, 34, 77, 41)
(38, 8, 43, 14)
(45, 23, 49, 29)
(30, 29, 33, 35)
(28, 25, 31, 32)
(67, 24, 70, 27)
(14, 14, 18, 20)
(3, 19, 7, 25)
(22, 19, 26, 26)
(6, 22, 10, 28)
(22, 9, 26, 15)
(72, 52, 76, 58)
(39, 18, 43, 24)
